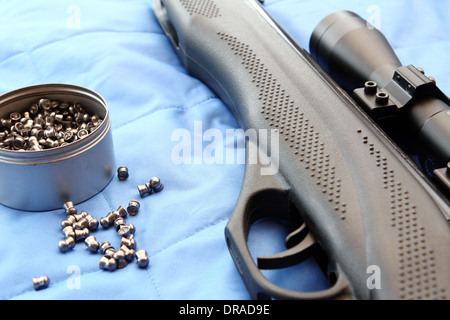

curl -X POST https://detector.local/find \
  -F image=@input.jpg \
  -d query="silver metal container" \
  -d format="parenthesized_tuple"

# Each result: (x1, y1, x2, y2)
(0, 84, 116, 211)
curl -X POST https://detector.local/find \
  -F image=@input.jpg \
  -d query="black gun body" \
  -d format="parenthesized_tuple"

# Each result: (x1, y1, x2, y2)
(154, 0, 450, 299)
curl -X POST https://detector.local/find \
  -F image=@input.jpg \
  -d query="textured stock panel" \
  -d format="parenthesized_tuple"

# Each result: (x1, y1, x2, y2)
(359, 131, 446, 299)
(218, 32, 347, 218)
(179, 0, 221, 18)
(218, 32, 447, 300)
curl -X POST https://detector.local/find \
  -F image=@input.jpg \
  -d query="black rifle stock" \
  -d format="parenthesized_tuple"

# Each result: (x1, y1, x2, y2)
(154, 0, 450, 299)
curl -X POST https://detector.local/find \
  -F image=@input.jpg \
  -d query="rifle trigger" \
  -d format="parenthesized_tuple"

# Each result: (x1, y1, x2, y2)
(257, 231, 317, 270)
(285, 223, 308, 249)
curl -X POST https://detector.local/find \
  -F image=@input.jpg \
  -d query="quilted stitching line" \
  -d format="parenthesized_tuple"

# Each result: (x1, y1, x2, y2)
(100, 189, 116, 213)
(3, 268, 102, 300)
(2, 17, 45, 84)
(111, 96, 220, 132)
(0, 30, 163, 67)
(137, 215, 230, 299)
(149, 215, 229, 259)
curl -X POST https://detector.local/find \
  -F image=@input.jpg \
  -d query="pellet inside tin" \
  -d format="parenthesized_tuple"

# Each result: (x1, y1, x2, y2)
(0, 98, 103, 151)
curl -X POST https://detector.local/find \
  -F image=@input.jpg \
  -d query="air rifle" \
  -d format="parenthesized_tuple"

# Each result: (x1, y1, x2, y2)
(154, 0, 450, 299)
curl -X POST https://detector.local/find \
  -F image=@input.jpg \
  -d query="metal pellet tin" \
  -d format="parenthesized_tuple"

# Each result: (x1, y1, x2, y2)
(0, 84, 116, 211)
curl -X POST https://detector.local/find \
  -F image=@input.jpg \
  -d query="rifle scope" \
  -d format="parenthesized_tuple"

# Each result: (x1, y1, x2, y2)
(310, 10, 450, 193)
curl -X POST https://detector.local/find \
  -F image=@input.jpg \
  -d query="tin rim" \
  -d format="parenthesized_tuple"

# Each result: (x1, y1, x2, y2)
(0, 83, 111, 165)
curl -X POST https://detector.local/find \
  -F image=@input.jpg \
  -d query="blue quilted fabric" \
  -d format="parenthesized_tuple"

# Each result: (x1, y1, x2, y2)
(0, 0, 448, 299)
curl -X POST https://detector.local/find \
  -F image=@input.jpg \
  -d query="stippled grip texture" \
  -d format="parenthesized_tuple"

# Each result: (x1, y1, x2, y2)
(179, 0, 221, 18)
(218, 31, 347, 217)
(155, 0, 450, 299)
